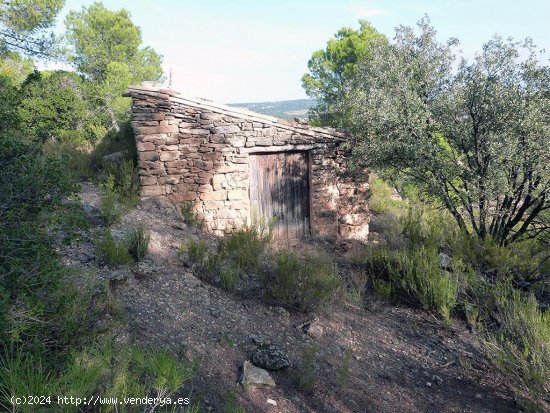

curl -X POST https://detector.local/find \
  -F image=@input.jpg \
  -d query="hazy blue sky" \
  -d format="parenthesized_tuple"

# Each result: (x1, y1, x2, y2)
(52, 0, 550, 103)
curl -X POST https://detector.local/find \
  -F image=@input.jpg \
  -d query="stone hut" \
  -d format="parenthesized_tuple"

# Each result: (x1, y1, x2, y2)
(125, 85, 370, 240)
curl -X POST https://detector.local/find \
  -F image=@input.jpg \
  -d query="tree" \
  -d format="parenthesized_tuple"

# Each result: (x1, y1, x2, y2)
(64, 1, 163, 132)
(0, 0, 65, 57)
(64, 1, 162, 82)
(302, 20, 385, 126)
(343, 17, 550, 245)
(18, 70, 91, 143)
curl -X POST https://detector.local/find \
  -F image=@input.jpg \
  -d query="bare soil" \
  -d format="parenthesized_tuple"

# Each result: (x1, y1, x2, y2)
(62, 182, 525, 413)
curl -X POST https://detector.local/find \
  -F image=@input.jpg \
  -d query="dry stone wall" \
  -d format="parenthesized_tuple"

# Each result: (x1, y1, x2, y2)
(125, 85, 370, 239)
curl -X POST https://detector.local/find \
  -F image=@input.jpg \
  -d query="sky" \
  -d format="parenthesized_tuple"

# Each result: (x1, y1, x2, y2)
(51, 0, 550, 103)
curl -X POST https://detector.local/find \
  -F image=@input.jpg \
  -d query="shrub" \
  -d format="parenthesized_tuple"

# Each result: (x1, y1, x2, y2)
(180, 239, 207, 266)
(219, 263, 240, 292)
(43, 140, 94, 179)
(368, 176, 401, 214)
(223, 391, 246, 413)
(265, 250, 341, 312)
(131, 347, 194, 397)
(218, 218, 272, 273)
(125, 225, 150, 262)
(96, 230, 132, 267)
(337, 348, 353, 389)
(99, 187, 126, 226)
(364, 245, 458, 321)
(294, 344, 319, 394)
(482, 283, 550, 406)
(47, 201, 90, 244)
(180, 202, 202, 228)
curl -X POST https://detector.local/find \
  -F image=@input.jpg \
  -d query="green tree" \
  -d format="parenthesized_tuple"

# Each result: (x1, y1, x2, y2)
(302, 20, 385, 125)
(0, 0, 65, 57)
(18, 70, 90, 143)
(343, 17, 550, 245)
(64, 1, 163, 132)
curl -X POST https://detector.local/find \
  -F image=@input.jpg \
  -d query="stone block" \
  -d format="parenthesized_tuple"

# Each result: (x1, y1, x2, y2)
(139, 151, 159, 161)
(227, 189, 247, 200)
(160, 151, 180, 162)
(200, 190, 227, 201)
(211, 125, 240, 134)
(140, 176, 157, 185)
(142, 186, 165, 197)
(137, 141, 155, 151)
(227, 136, 246, 147)
(170, 191, 197, 202)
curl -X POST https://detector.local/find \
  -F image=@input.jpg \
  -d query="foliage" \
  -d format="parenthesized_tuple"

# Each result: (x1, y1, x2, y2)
(337, 348, 353, 389)
(43, 140, 94, 179)
(95, 230, 132, 267)
(0, 0, 65, 57)
(181, 239, 207, 266)
(219, 262, 240, 292)
(482, 282, 550, 406)
(302, 20, 385, 125)
(265, 250, 341, 312)
(131, 347, 194, 399)
(218, 218, 272, 273)
(294, 344, 319, 394)
(222, 391, 246, 413)
(180, 202, 203, 228)
(366, 246, 458, 321)
(65, 1, 163, 132)
(19, 70, 90, 143)
(343, 16, 550, 245)
(124, 225, 150, 262)
(98, 160, 139, 226)
(99, 187, 125, 226)
(0, 51, 34, 84)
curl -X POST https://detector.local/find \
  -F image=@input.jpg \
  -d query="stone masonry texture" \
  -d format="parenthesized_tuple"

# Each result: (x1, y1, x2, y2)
(125, 85, 370, 239)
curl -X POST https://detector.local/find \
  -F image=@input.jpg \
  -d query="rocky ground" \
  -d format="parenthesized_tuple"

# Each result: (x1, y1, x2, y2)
(59, 182, 523, 413)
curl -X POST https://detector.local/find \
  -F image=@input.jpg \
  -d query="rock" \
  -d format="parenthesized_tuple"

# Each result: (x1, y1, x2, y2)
(241, 361, 275, 389)
(171, 222, 187, 230)
(102, 150, 129, 166)
(252, 344, 290, 370)
(249, 334, 270, 347)
(266, 399, 277, 406)
(431, 374, 443, 385)
(104, 269, 131, 281)
(82, 203, 103, 226)
(272, 306, 290, 318)
(439, 252, 452, 270)
(301, 320, 324, 340)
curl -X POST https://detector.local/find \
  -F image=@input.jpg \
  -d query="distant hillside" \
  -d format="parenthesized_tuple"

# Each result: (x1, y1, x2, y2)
(228, 99, 316, 120)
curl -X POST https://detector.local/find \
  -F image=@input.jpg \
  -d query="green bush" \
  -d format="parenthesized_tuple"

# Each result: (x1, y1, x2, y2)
(99, 187, 126, 226)
(337, 348, 353, 389)
(365, 246, 458, 321)
(180, 202, 202, 228)
(482, 282, 550, 406)
(368, 176, 402, 214)
(43, 140, 94, 179)
(265, 250, 341, 312)
(223, 391, 246, 413)
(96, 230, 132, 267)
(180, 239, 207, 266)
(219, 262, 240, 292)
(125, 225, 150, 262)
(218, 218, 272, 273)
(293, 344, 319, 394)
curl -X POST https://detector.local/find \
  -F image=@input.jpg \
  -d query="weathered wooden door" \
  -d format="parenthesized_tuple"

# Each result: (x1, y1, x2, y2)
(249, 152, 310, 239)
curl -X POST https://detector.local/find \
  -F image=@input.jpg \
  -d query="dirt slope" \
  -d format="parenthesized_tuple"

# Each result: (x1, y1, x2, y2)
(63, 182, 520, 413)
